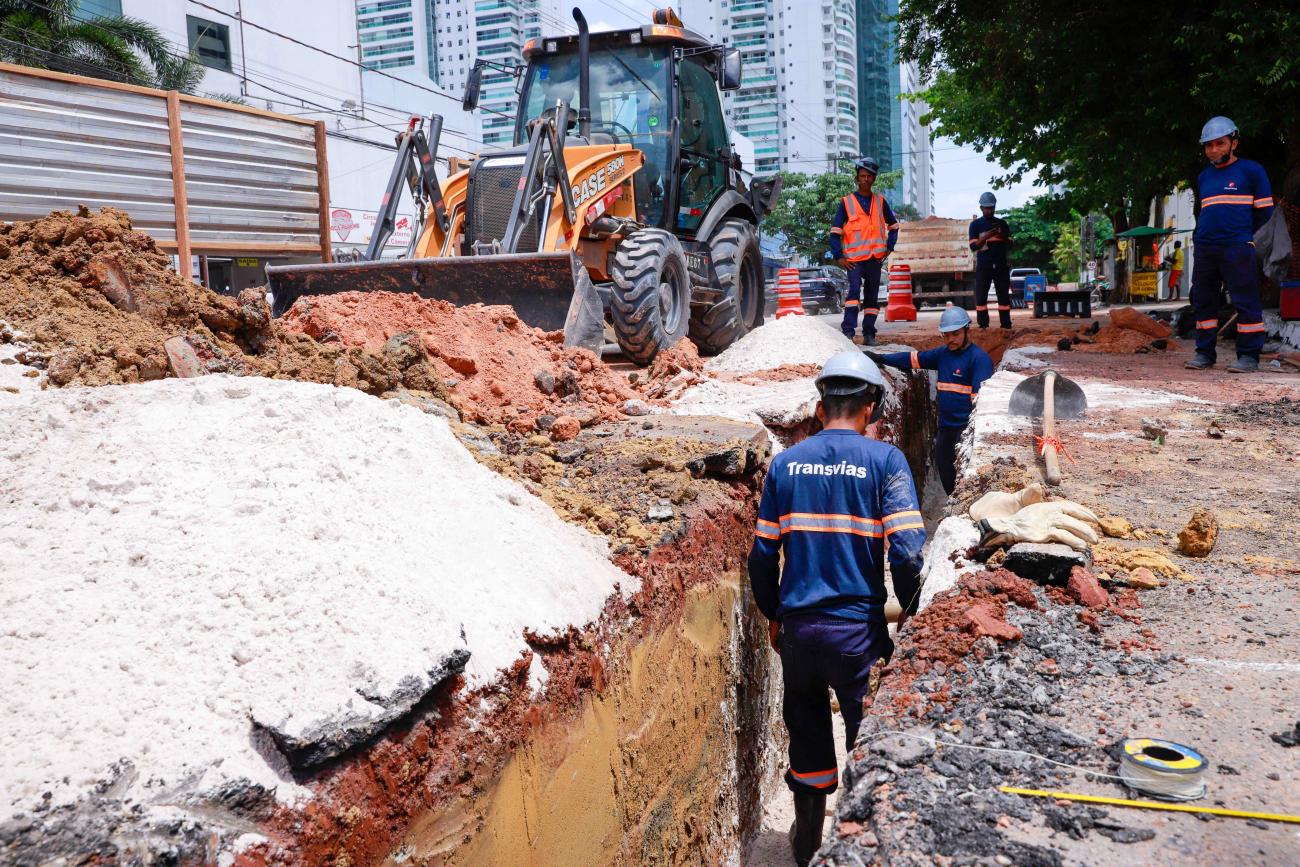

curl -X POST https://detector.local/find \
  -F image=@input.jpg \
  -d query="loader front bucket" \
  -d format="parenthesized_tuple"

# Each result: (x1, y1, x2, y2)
(265, 252, 606, 355)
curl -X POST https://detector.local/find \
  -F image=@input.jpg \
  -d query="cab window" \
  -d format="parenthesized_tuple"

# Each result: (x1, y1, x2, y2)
(675, 57, 728, 232)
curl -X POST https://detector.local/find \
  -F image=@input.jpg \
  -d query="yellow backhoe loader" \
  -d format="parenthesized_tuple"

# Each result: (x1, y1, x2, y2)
(265, 7, 780, 364)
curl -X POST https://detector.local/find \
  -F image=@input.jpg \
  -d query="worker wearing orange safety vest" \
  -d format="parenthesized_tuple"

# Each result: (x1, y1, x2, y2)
(830, 157, 900, 346)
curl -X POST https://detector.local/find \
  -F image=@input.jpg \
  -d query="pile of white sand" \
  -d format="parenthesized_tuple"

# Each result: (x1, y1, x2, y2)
(0, 376, 633, 814)
(705, 316, 856, 373)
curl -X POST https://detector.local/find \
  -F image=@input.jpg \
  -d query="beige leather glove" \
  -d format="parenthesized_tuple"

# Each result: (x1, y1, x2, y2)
(977, 499, 1099, 551)
(968, 483, 1047, 521)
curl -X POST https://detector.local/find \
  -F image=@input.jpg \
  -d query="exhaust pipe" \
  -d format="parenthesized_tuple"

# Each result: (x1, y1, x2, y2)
(573, 7, 591, 140)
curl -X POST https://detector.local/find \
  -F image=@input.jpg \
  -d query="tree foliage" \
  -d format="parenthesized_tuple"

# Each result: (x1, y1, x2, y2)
(0, 0, 203, 92)
(762, 164, 902, 262)
(896, 2, 1300, 218)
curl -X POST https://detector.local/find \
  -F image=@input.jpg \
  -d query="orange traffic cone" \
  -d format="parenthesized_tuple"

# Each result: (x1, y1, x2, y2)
(775, 267, 805, 318)
(884, 263, 917, 322)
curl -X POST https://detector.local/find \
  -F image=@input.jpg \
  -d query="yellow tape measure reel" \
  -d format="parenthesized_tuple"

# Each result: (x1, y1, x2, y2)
(1119, 738, 1207, 801)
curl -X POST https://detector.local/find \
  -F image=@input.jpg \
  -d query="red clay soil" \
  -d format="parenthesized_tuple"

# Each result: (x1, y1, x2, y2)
(0, 208, 441, 396)
(879, 307, 1173, 364)
(241, 463, 763, 867)
(279, 291, 659, 430)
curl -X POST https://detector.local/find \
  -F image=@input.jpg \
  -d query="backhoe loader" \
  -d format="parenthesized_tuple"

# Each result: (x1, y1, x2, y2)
(265, 7, 780, 364)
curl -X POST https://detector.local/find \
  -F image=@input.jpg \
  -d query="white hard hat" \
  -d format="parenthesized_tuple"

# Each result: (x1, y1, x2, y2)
(816, 351, 885, 395)
(939, 306, 972, 333)
(1199, 116, 1238, 144)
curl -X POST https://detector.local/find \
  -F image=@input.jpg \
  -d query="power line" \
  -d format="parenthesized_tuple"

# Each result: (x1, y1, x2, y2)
(187, 0, 513, 120)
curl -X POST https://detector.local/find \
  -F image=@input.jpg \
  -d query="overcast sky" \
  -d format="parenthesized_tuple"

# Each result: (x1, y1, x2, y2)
(930, 137, 1042, 219)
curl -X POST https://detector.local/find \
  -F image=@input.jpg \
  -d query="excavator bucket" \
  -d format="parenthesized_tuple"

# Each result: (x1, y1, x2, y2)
(265, 251, 606, 355)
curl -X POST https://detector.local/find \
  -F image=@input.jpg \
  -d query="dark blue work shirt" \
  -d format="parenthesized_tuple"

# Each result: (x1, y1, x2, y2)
(747, 430, 926, 623)
(968, 215, 1012, 266)
(879, 342, 994, 428)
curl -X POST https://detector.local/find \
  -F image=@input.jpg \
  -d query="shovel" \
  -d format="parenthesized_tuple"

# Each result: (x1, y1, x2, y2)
(1008, 370, 1087, 485)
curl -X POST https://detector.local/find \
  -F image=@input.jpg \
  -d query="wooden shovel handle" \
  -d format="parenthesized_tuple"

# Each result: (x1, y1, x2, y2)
(1043, 371, 1062, 485)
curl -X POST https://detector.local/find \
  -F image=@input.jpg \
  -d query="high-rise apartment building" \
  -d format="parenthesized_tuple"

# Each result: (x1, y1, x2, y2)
(676, 0, 858, 177)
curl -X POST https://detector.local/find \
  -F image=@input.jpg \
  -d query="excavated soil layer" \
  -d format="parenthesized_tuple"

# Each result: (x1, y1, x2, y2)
(279, 291, 657, 430)
(236, 417, 777, 866)
(880, 308, 1173, 365)
(0, 208, 441, 396)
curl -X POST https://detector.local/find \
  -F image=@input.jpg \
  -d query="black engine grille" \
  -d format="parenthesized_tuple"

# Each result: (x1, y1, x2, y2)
(468, 160, 538, 252)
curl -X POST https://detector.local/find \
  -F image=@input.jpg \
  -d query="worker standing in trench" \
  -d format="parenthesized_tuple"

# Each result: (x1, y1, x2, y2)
(831, 158, 900, 346)
(868, 306, 994, 496)
(748, 352, 926, 867)
(968, 192, 1014, 329)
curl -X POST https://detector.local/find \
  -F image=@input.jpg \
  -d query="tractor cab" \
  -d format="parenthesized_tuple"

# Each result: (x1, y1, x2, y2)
(466, 9, 742, 235)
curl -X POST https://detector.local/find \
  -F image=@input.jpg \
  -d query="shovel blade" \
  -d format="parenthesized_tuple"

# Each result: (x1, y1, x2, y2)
(1008, 370, 1088, 419)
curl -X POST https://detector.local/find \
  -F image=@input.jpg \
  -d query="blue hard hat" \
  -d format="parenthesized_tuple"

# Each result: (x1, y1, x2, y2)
(979, 192, 997, 207)
(854, 157, 880, 175)
(816, 351, 885, 394)
(939, 305, 972, 333)
(1199, 116, 1237, 144)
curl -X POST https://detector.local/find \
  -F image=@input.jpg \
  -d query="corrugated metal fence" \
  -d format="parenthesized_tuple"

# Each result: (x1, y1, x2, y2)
(0, 62, 330, 275)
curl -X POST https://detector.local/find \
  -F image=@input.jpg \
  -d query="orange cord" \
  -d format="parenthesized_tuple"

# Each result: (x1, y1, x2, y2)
(1034, 435, 1076, 464)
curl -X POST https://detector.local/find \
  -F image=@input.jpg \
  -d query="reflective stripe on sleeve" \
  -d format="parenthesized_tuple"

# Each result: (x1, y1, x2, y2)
(790, 767, 838, 788)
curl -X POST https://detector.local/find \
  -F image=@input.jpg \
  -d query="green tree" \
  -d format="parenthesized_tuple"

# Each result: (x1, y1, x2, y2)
(1052, 221, 1081, 282)
(895, 2, 1300, 218)
(1003, 194, 1070, 279)
(893, 201, 922, 222)
(761, 164, 902, 263)
(0, 0, 203, 91)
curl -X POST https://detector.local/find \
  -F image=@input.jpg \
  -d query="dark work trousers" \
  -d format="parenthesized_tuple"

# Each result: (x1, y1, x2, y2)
(841, 257, 883, 339)
(974, 260, 1012, 328)
(780, 613, 892, 795)
(1190, 242, 1266, 361)
(934, 425, 964, 495)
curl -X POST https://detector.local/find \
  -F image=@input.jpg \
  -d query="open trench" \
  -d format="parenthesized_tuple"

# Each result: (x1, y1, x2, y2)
(223, 369, 943, 867)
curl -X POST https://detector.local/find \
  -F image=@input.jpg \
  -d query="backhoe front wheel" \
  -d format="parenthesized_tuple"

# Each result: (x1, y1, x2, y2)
(690, 219, 764, 354)
(610, 229, 691, 365)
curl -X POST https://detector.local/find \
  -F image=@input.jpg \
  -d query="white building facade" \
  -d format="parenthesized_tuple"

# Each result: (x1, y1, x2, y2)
(67, 0, 477, 269)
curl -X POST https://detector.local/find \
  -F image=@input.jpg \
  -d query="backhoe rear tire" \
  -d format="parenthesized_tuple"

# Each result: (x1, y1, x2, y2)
(610, 229, 692, 365)
(690, 219, 764, 354)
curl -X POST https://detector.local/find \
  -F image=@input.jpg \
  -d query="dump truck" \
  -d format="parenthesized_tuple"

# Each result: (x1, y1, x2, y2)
(266, 7, 779, 364)
(890, 216, 976, 309)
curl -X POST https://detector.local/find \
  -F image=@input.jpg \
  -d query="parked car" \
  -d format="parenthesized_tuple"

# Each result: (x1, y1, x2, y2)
(800, 278, 844, 314)
(1010, 267, 1042, 308)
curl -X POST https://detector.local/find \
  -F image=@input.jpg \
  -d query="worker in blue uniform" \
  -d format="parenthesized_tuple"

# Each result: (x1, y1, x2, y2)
(868, 306, 994, 495)
(1185, 116, 1274, 374)
(830, 157, 900, 346)
(748, 352, 926, 867)
(968, 192, 1014, 329)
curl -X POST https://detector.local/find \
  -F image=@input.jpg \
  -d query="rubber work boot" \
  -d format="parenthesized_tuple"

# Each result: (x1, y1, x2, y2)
(788, 790, 827, 867)
(1184, 354, 1215, 370)
(861, 333, 877, 347)
(1226, 356, 1259, 374)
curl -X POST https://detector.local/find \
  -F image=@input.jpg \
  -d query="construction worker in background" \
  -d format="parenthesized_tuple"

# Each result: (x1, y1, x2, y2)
(1186, 116, 1273, 373)
(830, 158, 900, 346)
(968, 192, 1014, 329)
(748, 352, 925, 867)
(1166, 240, 1184, 301)
(868, 307, 994, 495)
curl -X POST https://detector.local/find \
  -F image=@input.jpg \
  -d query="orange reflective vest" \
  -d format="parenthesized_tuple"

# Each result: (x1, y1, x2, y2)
(840, 193, 889, 261)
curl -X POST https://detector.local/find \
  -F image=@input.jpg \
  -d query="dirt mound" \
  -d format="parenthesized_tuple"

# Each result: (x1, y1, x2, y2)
(0, 208, 440, 396)
(279, 291, 653, 431)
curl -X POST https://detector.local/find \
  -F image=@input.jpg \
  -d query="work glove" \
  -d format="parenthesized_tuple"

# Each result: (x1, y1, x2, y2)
(863, 350, 886, 365)
(976, 500, 1100, 551)
(968, 483, 1047, 521)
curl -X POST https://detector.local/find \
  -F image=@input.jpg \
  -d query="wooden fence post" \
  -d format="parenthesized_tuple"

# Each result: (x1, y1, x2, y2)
(165, 91, 193, 280)
(315, 121, 332, 263)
